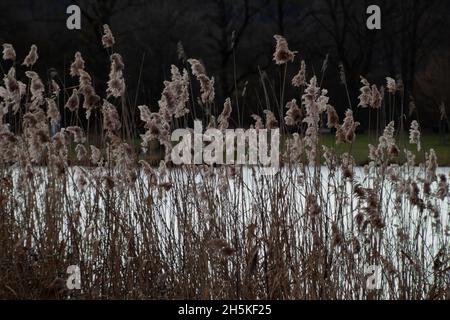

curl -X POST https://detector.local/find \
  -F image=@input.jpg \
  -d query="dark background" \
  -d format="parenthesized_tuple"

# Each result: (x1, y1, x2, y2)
(1, 0, 449, 130)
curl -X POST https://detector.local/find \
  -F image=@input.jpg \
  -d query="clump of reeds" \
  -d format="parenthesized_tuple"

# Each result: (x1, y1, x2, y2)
(0, 30, 448, 301)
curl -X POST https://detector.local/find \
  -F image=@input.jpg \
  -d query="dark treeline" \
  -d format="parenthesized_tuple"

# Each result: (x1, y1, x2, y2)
(0, 0, 449, 130)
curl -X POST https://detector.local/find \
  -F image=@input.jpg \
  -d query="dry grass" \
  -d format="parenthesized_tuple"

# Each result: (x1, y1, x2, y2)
(0, 32, 449, 300)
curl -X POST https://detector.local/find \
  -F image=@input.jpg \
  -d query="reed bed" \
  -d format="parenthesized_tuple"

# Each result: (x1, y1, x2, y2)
(0, 29, 448, 300)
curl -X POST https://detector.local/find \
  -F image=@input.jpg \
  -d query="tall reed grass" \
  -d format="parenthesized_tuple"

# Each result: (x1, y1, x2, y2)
(0, 30, 448, 300)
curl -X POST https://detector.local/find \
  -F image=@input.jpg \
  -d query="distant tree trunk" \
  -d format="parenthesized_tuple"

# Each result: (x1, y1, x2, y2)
(277, 0, 285, 35)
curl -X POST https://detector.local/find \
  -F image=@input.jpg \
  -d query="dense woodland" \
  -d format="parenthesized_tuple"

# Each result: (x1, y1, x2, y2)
(0, 0, 449, 129)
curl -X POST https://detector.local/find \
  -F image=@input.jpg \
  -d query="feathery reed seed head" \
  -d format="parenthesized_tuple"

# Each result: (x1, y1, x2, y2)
(273, 35, 295, 65)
